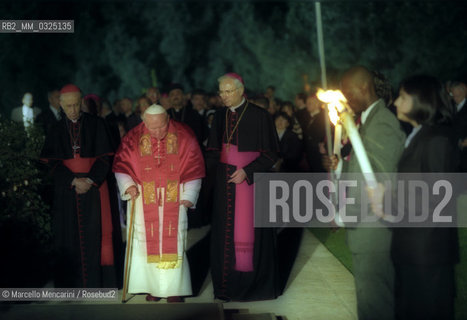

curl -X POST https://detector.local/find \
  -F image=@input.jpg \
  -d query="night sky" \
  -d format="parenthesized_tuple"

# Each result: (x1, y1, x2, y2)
(0, 0, 466, 114)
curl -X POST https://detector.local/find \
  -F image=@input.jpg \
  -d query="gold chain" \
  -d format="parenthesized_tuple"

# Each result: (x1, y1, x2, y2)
(225, 102, 249, 148)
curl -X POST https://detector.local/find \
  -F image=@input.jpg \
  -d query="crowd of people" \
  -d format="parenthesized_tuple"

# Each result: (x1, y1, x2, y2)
(9, 67, 467, 319)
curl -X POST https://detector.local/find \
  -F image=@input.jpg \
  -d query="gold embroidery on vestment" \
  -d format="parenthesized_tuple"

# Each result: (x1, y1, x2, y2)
(166, 132, 178, 154)
(166, 180, 178, 202)
(139, 134, 152, 156)
(143, 181, 156, 204)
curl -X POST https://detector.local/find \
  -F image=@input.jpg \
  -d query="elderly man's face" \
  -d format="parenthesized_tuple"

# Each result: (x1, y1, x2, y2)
(60, 92, 81, 121)
(219, 78, 243, 107)
(144, 113, 169, 140)
(22, 93, 33, 107)
(169, 89, 184, 109)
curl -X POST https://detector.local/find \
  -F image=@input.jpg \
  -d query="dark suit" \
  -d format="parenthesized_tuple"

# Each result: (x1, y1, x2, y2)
(36, 107, 60, 134)
(392, 125, 459, 320)
(168, 105, 207, 146)
(278, 129, 303, 172)
(302, 110, 326, 172)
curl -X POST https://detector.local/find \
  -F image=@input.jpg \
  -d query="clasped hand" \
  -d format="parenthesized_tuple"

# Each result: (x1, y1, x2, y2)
(72, 178, 93, 194)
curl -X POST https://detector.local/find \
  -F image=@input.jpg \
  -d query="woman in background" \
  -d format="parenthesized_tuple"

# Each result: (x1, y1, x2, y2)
(369, 75, 459, 320)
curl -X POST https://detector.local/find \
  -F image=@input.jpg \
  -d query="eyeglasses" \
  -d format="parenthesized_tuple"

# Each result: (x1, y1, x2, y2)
(218, 88, 238, 96)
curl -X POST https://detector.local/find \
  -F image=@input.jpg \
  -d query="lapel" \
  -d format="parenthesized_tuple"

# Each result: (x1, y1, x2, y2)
(398, 125, 428, 166)
(359, 99, 384, 136)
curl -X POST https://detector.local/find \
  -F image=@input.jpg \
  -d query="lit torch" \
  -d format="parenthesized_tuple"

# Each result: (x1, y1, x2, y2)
(317, 89, 377, 189)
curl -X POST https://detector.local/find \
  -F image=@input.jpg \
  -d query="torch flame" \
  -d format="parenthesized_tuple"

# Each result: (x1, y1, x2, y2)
(317, 89, 348, 125)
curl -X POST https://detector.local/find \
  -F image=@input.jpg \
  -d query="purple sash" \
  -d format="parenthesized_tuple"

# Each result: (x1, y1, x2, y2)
(220, 144, 259, 272)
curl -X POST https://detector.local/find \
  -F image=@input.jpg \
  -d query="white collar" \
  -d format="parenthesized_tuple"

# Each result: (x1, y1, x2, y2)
(361, 99, 381, 125)
(229, 98, 246, 112)
(405, 125, 423, 148)
(457, 98, 466, 112)
(50, 105, 60, 119)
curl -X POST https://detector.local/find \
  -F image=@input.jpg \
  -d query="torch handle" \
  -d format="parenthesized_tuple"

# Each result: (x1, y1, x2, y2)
(341, 112, 378, 189)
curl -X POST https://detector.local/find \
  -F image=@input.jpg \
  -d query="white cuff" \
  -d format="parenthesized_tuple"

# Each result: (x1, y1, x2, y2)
(181, 179, 202, 209)
(114, 172, 136, 201)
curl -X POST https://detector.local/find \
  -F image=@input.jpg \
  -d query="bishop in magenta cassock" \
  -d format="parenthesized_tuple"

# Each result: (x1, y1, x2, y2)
(207, 73, 281, 301)
(113, 105, 205, 302)
(40, 84, 118, 288)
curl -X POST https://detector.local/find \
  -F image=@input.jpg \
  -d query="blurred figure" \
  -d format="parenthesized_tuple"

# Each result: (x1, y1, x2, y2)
(159, 93, 170, 110)
(191, 89, 208, 117)
(450, 81, 467, 171)
(11, 92, 41, 129)
(274, 112, 302, 172)
(294, 92, 307, 110)
(280, 101, 303, 140)
(146, 86, 160, 105)
(373, 71, 394, 106)
(167, 83, 205, 145)
(294, 92, 309, 132)
(82, 94, 101, 116)
(126, 96, 152, 132)
(208, 94, 223, 109)
(251, 96, 269, 109)
(36, 89, 61, 133)
(302, 94, 326, 172)
(264, 85, 275, 100)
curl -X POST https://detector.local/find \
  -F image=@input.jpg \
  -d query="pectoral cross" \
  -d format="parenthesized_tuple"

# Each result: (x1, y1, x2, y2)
(154, 154, 163, 165)
(72, 144, 80, 158)
(167, 221, 175, 237)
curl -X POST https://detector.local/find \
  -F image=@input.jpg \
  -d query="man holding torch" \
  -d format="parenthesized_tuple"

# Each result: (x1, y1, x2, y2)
(325, 66, 405, 320)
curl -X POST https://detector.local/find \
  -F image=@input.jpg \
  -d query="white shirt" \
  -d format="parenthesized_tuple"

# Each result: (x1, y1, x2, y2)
(457, 98, 466, 113)
(50, 105, 61, 120)
(404, 125, 422, 148)
(229, 98, 246, 112)
(277, 129, 286, 141)
(22, 105, 34, 128)
(361, 99, 381, 125)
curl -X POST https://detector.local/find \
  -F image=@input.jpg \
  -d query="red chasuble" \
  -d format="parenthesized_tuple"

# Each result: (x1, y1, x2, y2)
(113, 120, 205, 264)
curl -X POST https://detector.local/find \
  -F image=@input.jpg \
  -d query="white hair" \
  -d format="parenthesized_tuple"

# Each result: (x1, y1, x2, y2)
(217, 75, 244, 89)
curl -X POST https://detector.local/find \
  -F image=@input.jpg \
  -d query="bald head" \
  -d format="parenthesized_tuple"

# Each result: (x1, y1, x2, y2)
(341, 66, 378, 113)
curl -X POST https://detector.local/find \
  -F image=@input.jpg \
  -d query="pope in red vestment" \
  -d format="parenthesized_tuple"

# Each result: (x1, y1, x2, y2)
(113, 105, 205, 301)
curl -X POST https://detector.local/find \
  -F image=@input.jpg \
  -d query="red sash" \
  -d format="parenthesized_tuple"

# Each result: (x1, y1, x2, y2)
(138, 127, 181, 266)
